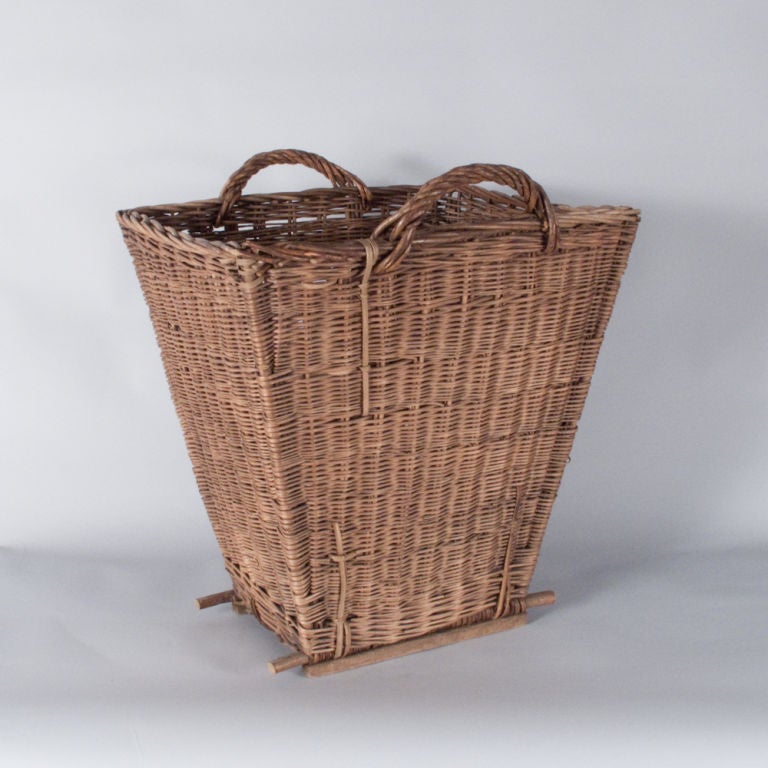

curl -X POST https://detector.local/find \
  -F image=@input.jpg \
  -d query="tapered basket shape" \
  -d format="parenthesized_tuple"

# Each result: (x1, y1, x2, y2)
(118, 150, 639, 674)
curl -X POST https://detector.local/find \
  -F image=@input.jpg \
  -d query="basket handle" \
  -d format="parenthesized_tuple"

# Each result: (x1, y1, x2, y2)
(215, 149, 373, 226)
(371, 163, 559, 272)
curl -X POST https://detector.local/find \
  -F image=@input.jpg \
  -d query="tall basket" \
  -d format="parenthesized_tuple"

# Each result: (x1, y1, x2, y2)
(117, 149, 640, 676)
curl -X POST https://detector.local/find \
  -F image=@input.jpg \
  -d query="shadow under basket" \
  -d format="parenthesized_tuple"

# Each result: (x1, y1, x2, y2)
(117, 149, 640, 676)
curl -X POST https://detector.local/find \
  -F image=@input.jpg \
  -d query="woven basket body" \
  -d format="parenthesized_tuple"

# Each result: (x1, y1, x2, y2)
(118, 150, 639, 663)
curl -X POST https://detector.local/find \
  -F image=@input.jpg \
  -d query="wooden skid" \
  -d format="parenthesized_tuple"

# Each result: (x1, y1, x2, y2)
(196, 588, 555, 677)
(303, 611, 529, 677)
(194, 589, 234, 609)
(211, 589, 557, 676)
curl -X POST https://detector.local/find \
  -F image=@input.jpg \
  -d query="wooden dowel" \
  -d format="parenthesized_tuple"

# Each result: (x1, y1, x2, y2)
(267, 651, 310, 674)
(195, 589, 234, 610)
(304, 612, 528, 678)
(266, 589, 556, 676)
(524, 590, 556, 609)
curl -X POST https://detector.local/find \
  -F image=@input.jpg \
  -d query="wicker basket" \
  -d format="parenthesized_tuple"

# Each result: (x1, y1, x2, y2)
(118, 149, 640, 676)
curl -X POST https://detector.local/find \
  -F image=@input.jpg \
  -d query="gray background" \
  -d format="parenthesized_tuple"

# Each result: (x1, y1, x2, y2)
(2, 1, 766, 766)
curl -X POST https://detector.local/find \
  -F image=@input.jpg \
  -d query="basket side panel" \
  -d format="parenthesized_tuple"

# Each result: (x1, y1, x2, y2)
(513, 214, 641, 585)
(118, 220, 308, 649)
(267, 209, 639, 658)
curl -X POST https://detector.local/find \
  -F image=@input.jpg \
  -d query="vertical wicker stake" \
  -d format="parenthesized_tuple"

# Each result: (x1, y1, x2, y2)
(330, 522, 357, 659)
(494, 488, 523, 619)
(358, 238, 379, 417)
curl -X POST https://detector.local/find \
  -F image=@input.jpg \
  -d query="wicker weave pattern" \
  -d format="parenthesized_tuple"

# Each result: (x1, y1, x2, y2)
(118, 150, 639, 661)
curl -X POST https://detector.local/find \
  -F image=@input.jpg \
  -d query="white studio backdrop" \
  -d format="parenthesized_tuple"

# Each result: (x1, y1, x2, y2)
(1, 1, 767, 766)
(3, 0, 765, 554)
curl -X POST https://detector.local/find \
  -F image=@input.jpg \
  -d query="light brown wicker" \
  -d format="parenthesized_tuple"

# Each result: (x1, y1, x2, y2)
(117, 149, 640, 675)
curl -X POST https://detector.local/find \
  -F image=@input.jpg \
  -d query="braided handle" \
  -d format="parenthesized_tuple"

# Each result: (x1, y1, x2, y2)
(372, 163, 559, 272)
(215, 149, 372, 226)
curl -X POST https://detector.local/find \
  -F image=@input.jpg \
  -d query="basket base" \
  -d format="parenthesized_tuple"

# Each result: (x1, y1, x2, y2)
(196, 588, 555, 677)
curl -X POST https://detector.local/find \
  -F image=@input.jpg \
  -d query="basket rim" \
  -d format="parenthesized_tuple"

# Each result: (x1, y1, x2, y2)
(117, 184, 640, 266)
